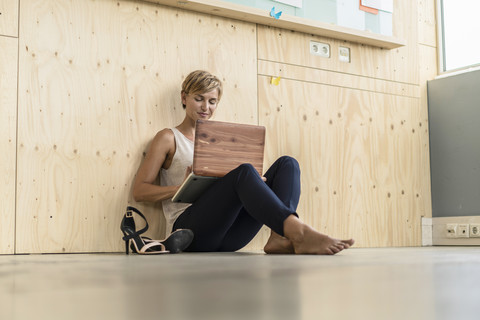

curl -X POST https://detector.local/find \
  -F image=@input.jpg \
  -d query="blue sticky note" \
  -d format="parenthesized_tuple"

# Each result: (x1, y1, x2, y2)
(270, 7, 282, 19)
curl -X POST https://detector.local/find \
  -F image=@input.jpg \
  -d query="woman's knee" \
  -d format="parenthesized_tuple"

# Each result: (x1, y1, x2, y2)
(236, 163, 257, 174)
(231, 163, 263, 183)
(278, 156, 300, 170)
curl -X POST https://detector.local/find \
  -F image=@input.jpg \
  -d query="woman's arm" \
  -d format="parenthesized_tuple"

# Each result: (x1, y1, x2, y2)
(132, 129, 179, 202)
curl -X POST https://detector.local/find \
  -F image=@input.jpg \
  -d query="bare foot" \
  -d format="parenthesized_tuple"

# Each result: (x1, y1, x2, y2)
(264, 231, 294, 254)
(284, 215, 355, 255)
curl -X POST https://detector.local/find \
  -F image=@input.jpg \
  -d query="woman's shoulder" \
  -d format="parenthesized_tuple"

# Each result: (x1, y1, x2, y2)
(151, 128, 175, 148)
(155, 128, 174, 139)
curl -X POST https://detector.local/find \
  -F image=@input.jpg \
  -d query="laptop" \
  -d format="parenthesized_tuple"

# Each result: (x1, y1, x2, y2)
(171, 119, 266, 203)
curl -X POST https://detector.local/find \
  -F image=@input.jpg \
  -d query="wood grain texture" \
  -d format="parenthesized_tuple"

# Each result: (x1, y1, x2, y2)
(418, 0, 437, 47)
(16, 0, 257, 253)
(257, 1, 418, 85)
(9, 0, 437, 253)
(0, 0, 18, 37)
(243, 0, 432, 250)
(256, 75, 430, 247)
(194, 120, 265, 177)
(0, 36, 18, 254)
(258, 60, 420, 98)
(416, 46, 437, 220)
(415, 0, 437, 221)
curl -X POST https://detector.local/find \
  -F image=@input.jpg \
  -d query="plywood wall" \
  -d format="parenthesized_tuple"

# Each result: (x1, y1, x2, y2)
(0, 36, 18, 254)
(16, 0, 257, 253)
(3, 0, 437, 253)
(0, 0, 19, 254)
(245, 0, 435, 249)
(253, 75, 428, 247)
(0, 0, 18, 37)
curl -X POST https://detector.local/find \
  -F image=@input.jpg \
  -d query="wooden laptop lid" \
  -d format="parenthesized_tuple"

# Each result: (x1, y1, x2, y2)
(193, 120, 266, 177)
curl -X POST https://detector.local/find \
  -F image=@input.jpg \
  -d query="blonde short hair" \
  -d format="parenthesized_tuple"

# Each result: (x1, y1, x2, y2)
(181, 70, 223, 108)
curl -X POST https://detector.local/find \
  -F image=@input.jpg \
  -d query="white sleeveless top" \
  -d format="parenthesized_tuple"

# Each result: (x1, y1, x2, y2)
(160, 128, 193, 234)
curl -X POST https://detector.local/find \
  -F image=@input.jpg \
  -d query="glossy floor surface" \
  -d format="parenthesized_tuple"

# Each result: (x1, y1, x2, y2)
(1, 247, 480, 320)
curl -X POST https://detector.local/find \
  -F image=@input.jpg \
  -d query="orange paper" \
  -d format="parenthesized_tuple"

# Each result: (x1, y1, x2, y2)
(360, 0, 378, 14)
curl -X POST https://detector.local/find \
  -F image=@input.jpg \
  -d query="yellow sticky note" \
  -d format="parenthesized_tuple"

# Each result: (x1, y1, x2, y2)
(270, 76, 281, 85)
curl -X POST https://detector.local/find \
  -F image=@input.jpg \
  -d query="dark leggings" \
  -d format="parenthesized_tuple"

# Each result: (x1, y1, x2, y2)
(172, 156, 301, 252)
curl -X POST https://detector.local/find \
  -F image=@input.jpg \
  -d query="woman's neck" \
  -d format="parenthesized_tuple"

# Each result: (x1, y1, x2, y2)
(176, 117, 196, 141)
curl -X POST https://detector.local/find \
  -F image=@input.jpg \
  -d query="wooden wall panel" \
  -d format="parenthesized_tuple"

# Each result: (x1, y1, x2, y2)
(243, 0, 435, 250)
(257, 1, 418, 85)
(258, 60, 420, 98)
(417, 0, 437, 219)
(0, 36, 17, 254)
(9, 0, 436, 253)
(418, 0, 437, 47)
(256, 75, 430, 247)
(16, 0, 257, 253)
(0, 0, 18, 37)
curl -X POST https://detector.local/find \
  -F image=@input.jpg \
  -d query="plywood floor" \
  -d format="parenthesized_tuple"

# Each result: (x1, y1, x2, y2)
(1, 247, 480, 320)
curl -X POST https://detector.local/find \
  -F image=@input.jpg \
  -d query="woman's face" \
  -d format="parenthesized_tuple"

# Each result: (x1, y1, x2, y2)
(182, 89, 219, 121)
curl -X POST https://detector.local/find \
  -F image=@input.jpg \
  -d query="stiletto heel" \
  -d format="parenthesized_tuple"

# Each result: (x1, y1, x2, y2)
(120, 206, 169, 255)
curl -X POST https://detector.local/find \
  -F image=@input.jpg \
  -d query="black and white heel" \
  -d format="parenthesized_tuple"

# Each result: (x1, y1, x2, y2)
(120, 206, 169, 255)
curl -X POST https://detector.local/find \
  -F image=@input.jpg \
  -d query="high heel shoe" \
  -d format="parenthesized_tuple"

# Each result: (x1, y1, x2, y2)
(120, 206, 169, 255)
(138, 229, 194, 254)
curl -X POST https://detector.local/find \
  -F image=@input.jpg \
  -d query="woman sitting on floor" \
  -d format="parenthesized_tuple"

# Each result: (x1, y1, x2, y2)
(131, 70, 354, 255)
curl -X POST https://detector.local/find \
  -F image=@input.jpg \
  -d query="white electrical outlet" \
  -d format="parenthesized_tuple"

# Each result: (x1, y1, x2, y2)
(457, 224, 469, 238)
(433, 217, 480, 245)
(310, 41, 330, 58)
(339, 46, 351, 62)
(470, 224, 480, 237)
(446, 224, 457, 238)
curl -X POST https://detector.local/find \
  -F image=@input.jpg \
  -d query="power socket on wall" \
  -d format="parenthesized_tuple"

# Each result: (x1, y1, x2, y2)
(432, 217, 480, 245)
(309, 41, 330, 58)
(446, 224, 457, 238)
(470, 224, 480, 237)
(339, 46, 351, 62)
(445, 223, 480, 238)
